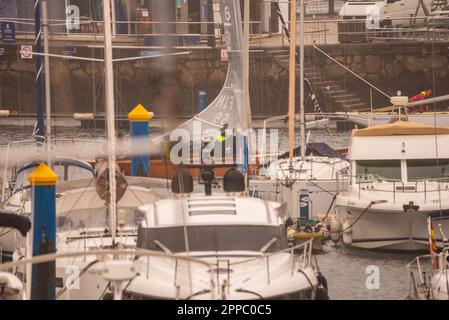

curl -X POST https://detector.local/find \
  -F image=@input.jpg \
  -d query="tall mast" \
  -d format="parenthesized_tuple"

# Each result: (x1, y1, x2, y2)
(102, 0, 118, 243)
(33, 0, 45, 143)
(241, 0, 250, 177)
(288, 0, 297, 166)
(42, 0, 51, 164)
(242, 0, 250, 132)
(299, 0, 306, 158)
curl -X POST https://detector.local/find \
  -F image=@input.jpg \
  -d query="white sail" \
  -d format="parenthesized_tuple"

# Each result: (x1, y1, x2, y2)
(158, 0, 246, 142)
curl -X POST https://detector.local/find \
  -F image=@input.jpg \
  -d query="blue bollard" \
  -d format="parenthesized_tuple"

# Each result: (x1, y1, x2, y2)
(28, 163, 58, 300)
(128, 104, 153, 177)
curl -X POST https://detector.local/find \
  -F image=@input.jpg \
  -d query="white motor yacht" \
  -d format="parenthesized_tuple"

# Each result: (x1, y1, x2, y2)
(335, 121, 449, 251)
(123, 168, 328, 300)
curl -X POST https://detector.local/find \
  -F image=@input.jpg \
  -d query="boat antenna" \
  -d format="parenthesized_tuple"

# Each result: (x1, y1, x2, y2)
(102, 0, 118, 244)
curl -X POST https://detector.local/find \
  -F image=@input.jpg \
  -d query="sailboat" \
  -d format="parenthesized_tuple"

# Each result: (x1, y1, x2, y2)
(0, 0, 329, 300)
(0, 0, 164, 299)
(250, 0, 349, 225)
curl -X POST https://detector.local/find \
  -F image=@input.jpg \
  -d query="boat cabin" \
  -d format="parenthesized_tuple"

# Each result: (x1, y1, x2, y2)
(137, 168, 288, 255)
(349, 121, 449, 185)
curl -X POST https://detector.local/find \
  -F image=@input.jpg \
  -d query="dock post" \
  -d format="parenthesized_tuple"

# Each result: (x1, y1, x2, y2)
(28, 163, 58, 300)
(128, 104, 153, 176)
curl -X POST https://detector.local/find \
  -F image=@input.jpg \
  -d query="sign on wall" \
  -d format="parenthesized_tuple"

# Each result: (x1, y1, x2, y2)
(20, 45, 33, 59)
(1, 22, 16, 43)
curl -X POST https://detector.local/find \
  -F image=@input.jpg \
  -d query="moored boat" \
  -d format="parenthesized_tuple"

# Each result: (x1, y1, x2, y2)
(335, 120, 449, 251)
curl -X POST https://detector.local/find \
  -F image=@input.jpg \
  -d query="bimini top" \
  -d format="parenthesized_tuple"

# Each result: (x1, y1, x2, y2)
(353, 121, 449, 137)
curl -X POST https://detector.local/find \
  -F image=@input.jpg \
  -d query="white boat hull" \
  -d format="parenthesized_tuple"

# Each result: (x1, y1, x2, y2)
(340, 112, 449, 128)
(336, 200, 449, 251)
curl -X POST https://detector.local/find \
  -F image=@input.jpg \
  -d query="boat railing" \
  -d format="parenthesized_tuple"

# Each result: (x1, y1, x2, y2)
(338, 173, 449, 204)
(227, 239, 314, 287)
(0, 248, 216, 300)
(406, 250, 449, 299)
(1, 138, 105, 202)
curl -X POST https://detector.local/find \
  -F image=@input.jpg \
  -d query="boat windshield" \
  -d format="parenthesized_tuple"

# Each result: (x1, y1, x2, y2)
(137, 225, 289, 253)
(356, 160, 401, 181)
(57, 207, 144, 232)
(12, 162, 94, 193)
(407, 159, 449, 182)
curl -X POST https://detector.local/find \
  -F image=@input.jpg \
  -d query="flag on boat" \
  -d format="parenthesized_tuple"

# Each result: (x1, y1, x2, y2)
(427, 216, 438, 254)
(427, 216, 439, 271)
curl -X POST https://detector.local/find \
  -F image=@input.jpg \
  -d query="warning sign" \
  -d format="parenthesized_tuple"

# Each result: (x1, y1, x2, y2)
(220, 49, 229, 62)
(20, 45, 33, 59)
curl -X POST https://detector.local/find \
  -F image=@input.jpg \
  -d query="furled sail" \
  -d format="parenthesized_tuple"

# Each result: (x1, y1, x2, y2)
(158, 0, 246, 142)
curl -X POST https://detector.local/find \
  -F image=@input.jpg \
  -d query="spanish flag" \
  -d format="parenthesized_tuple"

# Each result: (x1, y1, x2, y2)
(427, 216, 438, 254)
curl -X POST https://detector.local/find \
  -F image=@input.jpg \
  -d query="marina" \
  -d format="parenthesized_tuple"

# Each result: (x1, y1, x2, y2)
(1, 0, 449, 304)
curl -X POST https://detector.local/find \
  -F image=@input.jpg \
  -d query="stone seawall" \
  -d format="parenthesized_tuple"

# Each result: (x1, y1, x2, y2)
(1, 42, 448, 118)
(307, 42, 449, 108)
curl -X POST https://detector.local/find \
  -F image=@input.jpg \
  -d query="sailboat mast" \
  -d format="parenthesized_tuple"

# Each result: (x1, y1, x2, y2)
(42, 0, 51, 164)
(242, 0, 250, 132)
(33, 0, 45, 143)
(102, 0, 118, 243)
(288, 0, 297, 166)
(299, 0, 306, 158)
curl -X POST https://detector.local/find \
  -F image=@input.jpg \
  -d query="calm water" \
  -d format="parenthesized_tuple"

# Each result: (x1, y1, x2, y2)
(0, 126, 418, 300)
(317, 242, 416, 300)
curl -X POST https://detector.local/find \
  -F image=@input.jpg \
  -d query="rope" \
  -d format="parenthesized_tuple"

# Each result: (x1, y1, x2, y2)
(341, 201, 379, 233)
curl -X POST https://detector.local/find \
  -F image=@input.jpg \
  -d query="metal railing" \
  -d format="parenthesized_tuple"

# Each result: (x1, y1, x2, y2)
(406, 249, 449, 300)
(229, 239, 314, 287)
(0, 248, 216, 300)
(1, 138, 105, 202)
(337, 173, 449, 204)
(0, 239, 315, 300)
(2, 17, 268, 49)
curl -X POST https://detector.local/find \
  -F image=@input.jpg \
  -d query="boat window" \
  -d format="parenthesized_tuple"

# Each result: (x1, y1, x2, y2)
(137, 225, 289, 253)
(57, 207, 144, 231)
(407, 159, 449, 182)
(67, 165, 94, 180)
(12, 166, 36, 193)
(53, 165, 65, 181)
(355, 160, 401, 181)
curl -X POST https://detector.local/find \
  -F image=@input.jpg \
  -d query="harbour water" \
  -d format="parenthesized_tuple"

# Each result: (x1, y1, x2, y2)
(0, 126, 419, 300)
(318, 242, 416, 300)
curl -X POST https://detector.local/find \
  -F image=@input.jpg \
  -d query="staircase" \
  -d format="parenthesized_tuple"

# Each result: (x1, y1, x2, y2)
(266, 48, 370, 112)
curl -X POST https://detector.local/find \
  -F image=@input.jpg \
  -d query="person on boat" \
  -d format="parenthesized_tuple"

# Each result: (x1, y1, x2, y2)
(408, 90, 432, 113)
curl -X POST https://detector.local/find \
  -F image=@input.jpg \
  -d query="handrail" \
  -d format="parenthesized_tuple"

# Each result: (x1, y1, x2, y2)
(1, 138, 105, 202)
(340, 173, 449, 200)
(312, 45, 391, 99)
(228, 240, 314, 286)
(0, 248, 216, 300)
